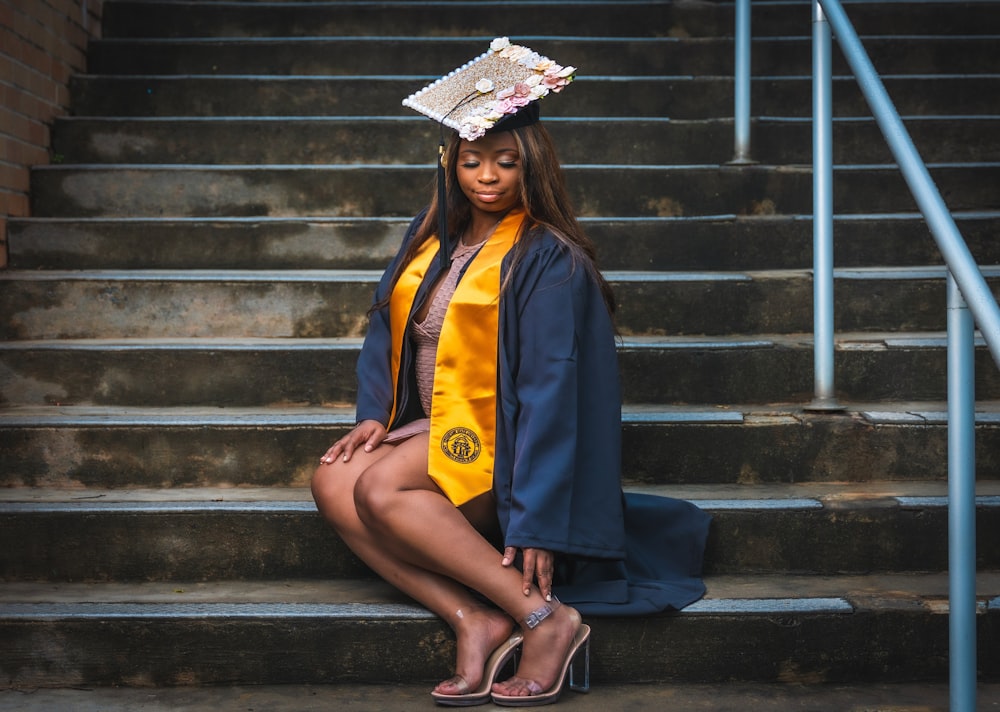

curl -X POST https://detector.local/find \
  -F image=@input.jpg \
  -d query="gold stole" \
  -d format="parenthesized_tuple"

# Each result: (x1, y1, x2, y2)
(388, 209, 525, 505)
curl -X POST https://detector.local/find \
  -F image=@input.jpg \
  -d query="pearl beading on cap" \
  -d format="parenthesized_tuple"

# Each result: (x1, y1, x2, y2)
(402, 39, 576, 141)
(402, 50, 492, 130)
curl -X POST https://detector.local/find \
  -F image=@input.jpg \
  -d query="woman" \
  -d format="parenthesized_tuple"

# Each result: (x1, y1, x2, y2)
(311, 39, 710, 707)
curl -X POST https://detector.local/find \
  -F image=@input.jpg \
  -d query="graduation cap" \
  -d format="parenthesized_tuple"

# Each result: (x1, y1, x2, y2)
(402, 37, 576, 267)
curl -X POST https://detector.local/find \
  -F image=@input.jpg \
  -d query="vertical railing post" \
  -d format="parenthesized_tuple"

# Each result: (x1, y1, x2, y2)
(819, 0, 1000, 367)
(948, 272, 977, 712)
(806, 2, 994, 706)
(807, 0, 841, 411)
(731, 0, 753, 164)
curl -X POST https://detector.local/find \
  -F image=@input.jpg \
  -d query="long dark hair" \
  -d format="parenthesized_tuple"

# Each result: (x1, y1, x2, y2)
(372, 122, 616, 315)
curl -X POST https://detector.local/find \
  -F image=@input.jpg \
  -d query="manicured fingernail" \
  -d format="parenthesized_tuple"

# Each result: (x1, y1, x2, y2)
(546, 594, 552, 602)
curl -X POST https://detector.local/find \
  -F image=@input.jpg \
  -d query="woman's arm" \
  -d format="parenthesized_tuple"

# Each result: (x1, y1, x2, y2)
(353, 210, 428, 426)
(499, 236, 625, 564)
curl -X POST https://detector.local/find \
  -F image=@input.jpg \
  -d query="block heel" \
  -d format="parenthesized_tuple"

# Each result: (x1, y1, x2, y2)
(490, 623, 591, 707)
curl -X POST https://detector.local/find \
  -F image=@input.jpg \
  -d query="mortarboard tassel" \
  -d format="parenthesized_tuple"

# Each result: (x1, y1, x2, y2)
(437, 138, 450, 270)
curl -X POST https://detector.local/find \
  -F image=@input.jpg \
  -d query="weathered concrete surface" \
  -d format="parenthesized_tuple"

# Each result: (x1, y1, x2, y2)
(28, 162, 1000, 220)
(10, 213, 1000, 271)
(2, 682, 1000, 711)
(4, 269, 998, 339)
(67, 74, 1000, 118)
(85, 35, 1000, 77)
(97, 0, 1000, 39)
(4, 336, 1000, 407)
(48, 116, 1000, 166)
(7, 216, 413, 270)
(3, 485, 1000, 581)
(3, 403, 999, 488)
(1, 573, 998, 687)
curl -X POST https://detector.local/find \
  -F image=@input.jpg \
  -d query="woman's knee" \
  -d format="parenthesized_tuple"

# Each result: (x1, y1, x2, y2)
(311, 462, 359, 527)
(352, 465, 392, 529)
(351, 433, 435, 528)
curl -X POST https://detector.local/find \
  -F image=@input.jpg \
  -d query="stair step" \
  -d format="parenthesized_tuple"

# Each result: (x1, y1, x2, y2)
(1, 573, 999, 687)
(98, 0, 1000, 39)
(8, 0, 1000, 694)
(3, 334, 998, 407)
(2, 403, 999, 489)
(10, 212, 1000, 271)
(3, 682, 999, 710)
(3, 267, 998, 339)
(99, 1, 734, 39)
(2, 485, 1000, 581)
(85, 35, 1000, 76)
(66, 74, 1000, 118)
(28, 163, 1000, 218)
(48, 116, 1000, 166)
(2, 573, 996, 614)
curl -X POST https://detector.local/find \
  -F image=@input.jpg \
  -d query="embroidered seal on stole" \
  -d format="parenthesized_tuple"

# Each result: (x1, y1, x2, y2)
(440, 427, 482, 464)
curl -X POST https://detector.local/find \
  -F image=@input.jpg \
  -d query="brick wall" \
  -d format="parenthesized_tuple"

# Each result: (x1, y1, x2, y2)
(1, 0, 103, 267)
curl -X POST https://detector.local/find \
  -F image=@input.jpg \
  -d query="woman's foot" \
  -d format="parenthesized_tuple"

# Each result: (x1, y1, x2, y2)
(491, 602, 582, 699)
(433, 607, 516, 698)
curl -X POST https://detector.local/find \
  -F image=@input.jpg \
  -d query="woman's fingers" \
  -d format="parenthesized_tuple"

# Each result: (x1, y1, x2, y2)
(533, 549, 554, 602)
(501, 547, 554, 600)
(319, 441, 345, 464)
(319, 420, 386, 464)
(501, 546, 517, 567)
(361, 421, 387, 452)
(520, 548, 536, 596)
(339, 437, 358, 462)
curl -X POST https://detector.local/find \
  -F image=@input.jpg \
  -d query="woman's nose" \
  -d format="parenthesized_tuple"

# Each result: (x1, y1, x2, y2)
(478, 164, 497, 182)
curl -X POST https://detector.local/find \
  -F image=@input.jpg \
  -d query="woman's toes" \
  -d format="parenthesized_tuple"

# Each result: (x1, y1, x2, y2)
(493, 676, 542, 697)
(434, 675, 471, 695)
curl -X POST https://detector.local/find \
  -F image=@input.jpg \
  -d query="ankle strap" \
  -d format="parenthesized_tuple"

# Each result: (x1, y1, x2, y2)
(523, 597, 559, 629)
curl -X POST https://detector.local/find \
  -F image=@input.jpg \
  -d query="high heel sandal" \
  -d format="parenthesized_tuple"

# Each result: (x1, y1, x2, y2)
(490, 601, 591, 707)
(431, 630, 524, 707)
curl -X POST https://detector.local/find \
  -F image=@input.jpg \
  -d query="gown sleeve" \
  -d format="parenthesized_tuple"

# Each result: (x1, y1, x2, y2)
(498, 236, 627, 559)
(354, 210, 427, 426)
(496, 234, 712, 615)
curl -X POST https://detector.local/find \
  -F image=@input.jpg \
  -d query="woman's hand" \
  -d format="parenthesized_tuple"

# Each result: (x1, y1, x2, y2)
(501, 546, 555, 602)
(319, 419, 387, 465)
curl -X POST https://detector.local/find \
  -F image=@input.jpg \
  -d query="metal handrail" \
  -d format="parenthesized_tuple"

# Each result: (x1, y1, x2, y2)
(731, 2, 1000, 710)
(817, 0, 1000, 365)
(947, 272, 977, 712)
(813, 4, 997, 710)
(810, 1, 838, 411)
(731, 0, 753, 164)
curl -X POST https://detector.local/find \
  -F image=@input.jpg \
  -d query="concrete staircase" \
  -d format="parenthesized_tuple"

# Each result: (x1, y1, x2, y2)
(3, 0, 1000, 693)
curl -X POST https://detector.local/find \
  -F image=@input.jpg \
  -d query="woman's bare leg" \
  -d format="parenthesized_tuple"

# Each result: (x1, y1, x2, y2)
(350, 433, 583, 696)
(311, 437, 513, 694)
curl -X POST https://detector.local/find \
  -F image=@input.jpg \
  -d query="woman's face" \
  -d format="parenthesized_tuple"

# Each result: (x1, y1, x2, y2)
(455, 131, 523, 217)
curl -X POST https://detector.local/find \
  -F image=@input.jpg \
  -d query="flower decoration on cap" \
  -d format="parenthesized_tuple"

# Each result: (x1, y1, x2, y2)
(402, 37, 576, 141)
